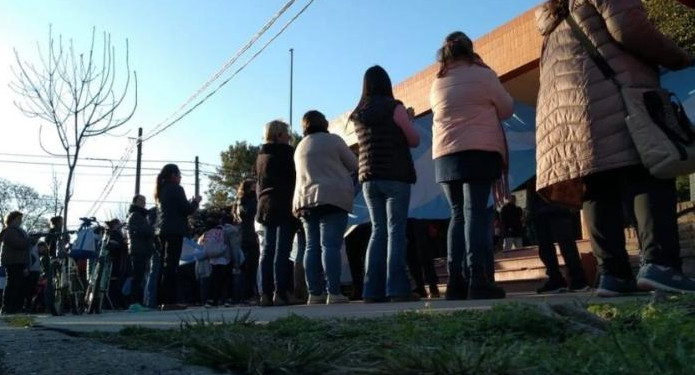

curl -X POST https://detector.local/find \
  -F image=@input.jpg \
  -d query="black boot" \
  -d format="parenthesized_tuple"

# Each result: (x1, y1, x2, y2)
(445, 273, 468, 300)
(468, 266, 505, 300)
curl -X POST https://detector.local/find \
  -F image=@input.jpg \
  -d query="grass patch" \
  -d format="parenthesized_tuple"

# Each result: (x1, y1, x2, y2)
(92, 295, 695, 375)
(2, 315, 36, 328)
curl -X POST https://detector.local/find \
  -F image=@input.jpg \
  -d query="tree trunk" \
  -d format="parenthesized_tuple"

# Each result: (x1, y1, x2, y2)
(63, 164, 76, 234)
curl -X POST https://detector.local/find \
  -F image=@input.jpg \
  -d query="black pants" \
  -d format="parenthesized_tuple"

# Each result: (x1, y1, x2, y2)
(209, 264, 230, 303)
(406, 219, 439, 294)
(2, 265, 26, 313)
(345, 224, 371, 299)
(130, 252, 151, 305)
(159, 235, 183, 304)
(583, 166, 681, 280)
(534, 212, 586, 285)
(242, 242, 260, 300)
(24, 271, 40, 310)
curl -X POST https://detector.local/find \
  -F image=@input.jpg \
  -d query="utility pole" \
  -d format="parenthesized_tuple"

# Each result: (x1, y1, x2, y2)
(289, 48, 294, 132)
(135, 127, 143, 195)
(195, 156, 200, 198)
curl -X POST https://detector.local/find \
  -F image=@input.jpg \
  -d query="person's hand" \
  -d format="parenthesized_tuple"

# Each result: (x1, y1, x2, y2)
(193, 196, 202, 204)
(23, 268, 29, 277)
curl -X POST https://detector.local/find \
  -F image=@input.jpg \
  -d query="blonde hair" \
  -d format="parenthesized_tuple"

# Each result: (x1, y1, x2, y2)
(263, 120, 290, 143)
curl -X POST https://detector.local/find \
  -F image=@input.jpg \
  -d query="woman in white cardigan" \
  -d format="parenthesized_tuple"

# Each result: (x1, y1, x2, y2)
(293, 110, 358, 304)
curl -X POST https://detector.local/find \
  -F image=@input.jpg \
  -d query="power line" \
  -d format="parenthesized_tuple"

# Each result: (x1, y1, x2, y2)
(143, 0, 297, 140)
(87, 140, 137, 216)
(0, 159, 202, 173)
(142, 0, 317, 142)
(0, 152, 220, 167)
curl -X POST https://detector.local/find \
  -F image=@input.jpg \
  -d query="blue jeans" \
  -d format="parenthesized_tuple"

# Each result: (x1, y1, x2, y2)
(261, 222, 294, 296)
(441, 181, 493, 280)
(362, 180, 412, 299)
(302, 211, 348, 296)
(144, 248, 161, 308)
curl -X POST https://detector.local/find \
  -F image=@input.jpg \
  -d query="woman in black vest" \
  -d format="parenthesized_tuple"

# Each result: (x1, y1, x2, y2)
(350, 65, 420, 302)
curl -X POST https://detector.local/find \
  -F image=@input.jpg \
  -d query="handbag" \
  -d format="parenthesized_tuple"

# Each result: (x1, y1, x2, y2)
(566, 14, 695, 179)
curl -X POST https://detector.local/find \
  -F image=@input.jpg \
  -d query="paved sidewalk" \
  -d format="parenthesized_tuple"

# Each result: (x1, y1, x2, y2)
(29, 291, 650, 333)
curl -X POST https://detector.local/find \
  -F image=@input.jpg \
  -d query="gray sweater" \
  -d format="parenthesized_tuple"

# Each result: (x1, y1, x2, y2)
(292, 132, 358, 215)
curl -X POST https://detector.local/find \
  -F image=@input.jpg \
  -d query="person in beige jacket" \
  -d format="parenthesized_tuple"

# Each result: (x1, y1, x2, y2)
(536, 0, 695, 296)
(293, 110, 358, 305)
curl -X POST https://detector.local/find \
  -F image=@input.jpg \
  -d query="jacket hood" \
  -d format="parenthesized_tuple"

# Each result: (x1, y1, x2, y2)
(536, 3, 563, 36)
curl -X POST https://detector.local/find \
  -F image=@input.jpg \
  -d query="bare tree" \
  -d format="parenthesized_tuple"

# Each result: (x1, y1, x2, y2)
(10, 26, 137, 233)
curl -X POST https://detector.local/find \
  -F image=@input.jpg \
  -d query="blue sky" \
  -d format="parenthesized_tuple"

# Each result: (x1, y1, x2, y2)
(0, 0, 541, 227)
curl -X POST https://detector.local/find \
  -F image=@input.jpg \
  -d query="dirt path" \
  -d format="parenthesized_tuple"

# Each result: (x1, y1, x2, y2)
(0, 325, 219, 375)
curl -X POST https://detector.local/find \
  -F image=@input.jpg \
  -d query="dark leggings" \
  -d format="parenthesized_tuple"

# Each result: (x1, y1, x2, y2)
(159, 235, 183, 304)
(583, 166, 680, 279)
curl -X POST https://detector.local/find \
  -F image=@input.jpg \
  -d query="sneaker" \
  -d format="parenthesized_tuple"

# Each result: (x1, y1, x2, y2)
(569, 283, 591, 292)
(273, 291, 302, 306)
(389, 293, 421, 303)
(260, 294, 273, 307)
(128, 303, 148, 313)
(596, 274, 638, 297)
(327, 293, 349, 304)
(307, 293, 327, 305)
(536, 279, 568, 294)
(637, 263, 695, 293)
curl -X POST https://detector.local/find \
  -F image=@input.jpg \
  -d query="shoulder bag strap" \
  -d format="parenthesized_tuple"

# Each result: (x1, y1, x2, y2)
(565, 13, 619, 85)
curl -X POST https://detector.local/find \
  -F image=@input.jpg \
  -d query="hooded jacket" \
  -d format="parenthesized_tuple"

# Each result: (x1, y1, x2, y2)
(535, 0, 690, 205)
(127, 204, 155, 256)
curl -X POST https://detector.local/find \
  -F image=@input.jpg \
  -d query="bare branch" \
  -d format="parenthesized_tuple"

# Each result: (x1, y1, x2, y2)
(11, 26, 138, 227)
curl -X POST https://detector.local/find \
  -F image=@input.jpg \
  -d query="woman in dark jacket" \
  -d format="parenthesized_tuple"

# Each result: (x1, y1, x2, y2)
(350, 66, 420, 302)
(234, 179, 260, 303)
(155, 164, 200, 305)
(255, 120, 298, 306)
(127, 194, 155, 307)
(1, 211, 31, 315)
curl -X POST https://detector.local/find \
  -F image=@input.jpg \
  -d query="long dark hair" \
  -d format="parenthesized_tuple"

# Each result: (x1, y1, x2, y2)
(436, 31, 482, 78)
(351, 65, 394, 116)
(236, 178, 256, 200)
(154, 164, 180, 203)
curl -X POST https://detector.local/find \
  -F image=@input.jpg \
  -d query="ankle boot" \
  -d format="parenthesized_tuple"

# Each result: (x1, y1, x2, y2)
(445, 273, 468, 300)
(468, 266, 506, 300)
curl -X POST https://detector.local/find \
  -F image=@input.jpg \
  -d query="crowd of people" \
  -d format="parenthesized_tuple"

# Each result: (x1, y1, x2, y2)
(2, 0, 695, 315)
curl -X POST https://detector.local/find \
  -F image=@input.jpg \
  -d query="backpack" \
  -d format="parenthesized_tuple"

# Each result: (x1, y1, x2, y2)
(71, 228, 97, 259)
(197, 227, 227, 259)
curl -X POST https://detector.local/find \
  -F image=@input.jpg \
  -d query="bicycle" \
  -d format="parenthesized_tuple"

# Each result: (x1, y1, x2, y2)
(84, 219, 114, 314)
(42, 223, 87, 316)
